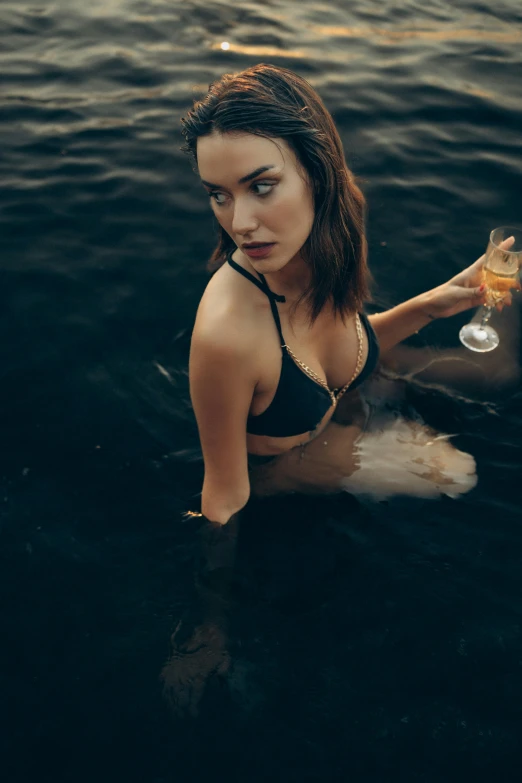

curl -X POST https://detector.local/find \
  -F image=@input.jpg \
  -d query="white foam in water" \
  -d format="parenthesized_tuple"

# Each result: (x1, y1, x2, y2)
(341, 375, 478, 501)
(341, 413, 477, 500)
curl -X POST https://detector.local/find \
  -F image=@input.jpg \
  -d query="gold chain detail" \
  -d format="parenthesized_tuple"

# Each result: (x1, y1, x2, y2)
(284, 313, 364, 405)
(335, 312, 364, 401)
(284, 344, 336, 403)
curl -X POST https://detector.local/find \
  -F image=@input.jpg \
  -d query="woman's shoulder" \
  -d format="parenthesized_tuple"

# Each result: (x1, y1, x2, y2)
(192, 260, 266, 356)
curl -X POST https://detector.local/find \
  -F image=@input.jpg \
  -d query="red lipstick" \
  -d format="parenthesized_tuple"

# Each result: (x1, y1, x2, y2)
(242, 243, 276, 259)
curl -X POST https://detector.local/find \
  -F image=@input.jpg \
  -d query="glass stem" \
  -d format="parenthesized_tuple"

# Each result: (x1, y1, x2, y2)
(480, 305, 493, 328)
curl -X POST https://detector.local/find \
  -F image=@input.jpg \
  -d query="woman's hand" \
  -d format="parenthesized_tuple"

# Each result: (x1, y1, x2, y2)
(426, 236, 520, 320)
(161, 619, 230, 718)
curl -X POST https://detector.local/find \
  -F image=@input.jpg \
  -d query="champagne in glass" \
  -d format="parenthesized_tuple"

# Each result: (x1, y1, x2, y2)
(483, 266, 519, 305)
(459, 226, 522, 352)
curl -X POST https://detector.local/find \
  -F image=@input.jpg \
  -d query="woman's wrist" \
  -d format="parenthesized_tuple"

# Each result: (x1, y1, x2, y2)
(194, 511, 240, 607)
(414, 290, 438, 331)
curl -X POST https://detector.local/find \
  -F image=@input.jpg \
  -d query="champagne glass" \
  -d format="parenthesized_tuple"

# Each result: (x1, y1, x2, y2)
(459, 226, 522, 352)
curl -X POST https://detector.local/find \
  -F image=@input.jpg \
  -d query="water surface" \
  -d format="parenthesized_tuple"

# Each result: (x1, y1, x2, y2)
(2, 1, 522, 780)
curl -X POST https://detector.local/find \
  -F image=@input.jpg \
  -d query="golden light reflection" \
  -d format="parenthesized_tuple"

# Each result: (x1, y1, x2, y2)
(463, 85, 495, 99)
(312, 25, 522, 44)
(211, 41, 306, 58)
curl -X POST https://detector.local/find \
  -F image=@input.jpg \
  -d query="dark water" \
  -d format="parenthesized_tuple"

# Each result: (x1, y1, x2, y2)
(2, 1, 522, 780)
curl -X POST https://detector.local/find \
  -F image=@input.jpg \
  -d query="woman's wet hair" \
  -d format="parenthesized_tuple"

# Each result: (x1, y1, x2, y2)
(181, 63, 371, 321)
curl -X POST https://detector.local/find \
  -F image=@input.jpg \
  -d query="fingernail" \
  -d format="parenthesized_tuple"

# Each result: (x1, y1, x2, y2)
(479, 283, 486, 292)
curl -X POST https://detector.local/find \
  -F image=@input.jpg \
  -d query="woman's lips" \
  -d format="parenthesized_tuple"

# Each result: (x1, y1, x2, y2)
(242, 243, 276, 259)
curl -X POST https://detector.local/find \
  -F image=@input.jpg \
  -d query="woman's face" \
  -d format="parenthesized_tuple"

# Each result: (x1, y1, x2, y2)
(196, 131, 315, 272)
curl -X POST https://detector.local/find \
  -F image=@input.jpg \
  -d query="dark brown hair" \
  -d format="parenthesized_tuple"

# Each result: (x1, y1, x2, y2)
(181, 63, 371, 322)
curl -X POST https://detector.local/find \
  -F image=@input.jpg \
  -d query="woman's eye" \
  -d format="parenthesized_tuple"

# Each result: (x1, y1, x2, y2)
(253, 182, 274, 196)
(208, 182, 274, 205)
(209, 191, 228, 205)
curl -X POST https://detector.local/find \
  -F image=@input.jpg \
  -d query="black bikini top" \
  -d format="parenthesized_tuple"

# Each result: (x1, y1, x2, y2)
(227, 250, 380, 438)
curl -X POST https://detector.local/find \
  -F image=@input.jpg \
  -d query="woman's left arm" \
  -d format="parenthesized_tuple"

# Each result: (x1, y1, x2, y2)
(368, 240, 520, 353)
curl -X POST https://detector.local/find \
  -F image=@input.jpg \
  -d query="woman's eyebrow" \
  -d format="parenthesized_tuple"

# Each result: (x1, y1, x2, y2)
(201, 165, 276, 189)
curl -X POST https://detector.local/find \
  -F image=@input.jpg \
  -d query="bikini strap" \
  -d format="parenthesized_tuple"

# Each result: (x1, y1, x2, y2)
(227, 251, 286, 347)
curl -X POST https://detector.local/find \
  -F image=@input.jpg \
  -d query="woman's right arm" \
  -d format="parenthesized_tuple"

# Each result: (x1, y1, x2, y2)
(189, 322, 257, 525)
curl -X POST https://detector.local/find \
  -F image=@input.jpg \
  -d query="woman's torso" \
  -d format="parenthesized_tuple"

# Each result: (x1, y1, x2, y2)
(199, 248, 380, 457)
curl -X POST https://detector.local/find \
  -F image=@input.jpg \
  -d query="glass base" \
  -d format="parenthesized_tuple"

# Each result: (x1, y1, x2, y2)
(459, 323, 499, 352)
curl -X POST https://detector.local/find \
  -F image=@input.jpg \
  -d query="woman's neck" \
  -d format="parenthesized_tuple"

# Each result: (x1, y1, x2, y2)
(246, 252, 312, 301)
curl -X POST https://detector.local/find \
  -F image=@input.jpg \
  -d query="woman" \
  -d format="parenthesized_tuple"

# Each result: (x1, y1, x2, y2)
(182, 63, 513, 526)
(162, 63, 517, 716)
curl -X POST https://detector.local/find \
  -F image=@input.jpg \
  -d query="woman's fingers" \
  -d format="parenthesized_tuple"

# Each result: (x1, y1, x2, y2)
(494, 236, 517, 309)
(469, 236, 515, 274)
(449, 237, 519, 296)
(499, 235, 516, 251)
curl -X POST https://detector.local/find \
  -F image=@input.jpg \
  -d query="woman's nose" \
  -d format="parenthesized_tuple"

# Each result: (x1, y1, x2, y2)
(231, 198, 259, 235)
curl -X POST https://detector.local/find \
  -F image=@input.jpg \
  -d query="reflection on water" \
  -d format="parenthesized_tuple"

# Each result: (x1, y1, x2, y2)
(312, 25, 522, 43)
(341, 374, 477, 500)
(162, 618, 230, 718)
